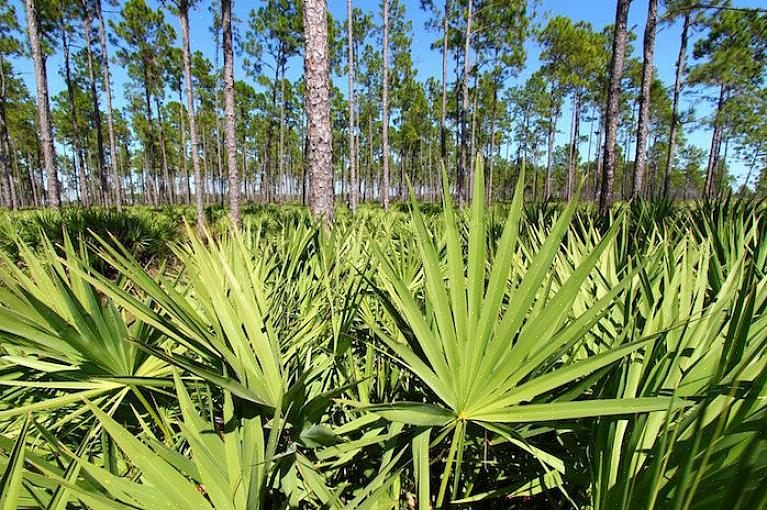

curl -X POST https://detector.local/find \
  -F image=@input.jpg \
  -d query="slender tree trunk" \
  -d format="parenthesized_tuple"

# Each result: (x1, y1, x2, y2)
(381, 0, 390, 210)
(599, 0, 632, 215)
(215, 128, 224, 205)
(0, 140, 13, 209)
(179, 101, 190, 204)
(154, 96, 172, 204)
(302, 111, 308, 206)
(278, 63, 286, 203)
(368, 113, 374, 201)
(26, 0, 60, 208)
(632, 0, 657, 201)
(242, 139, 248, 203)
(304, 0, 334, 225)
(468, 71, 478, 196)
(262, 61, 281, 204)
(663, 13, 689, 200)
(139, 57, 159, 208)
(202, 131, 210, 205)
(586, 110, 595, 193)
(739, 149, 760, 198)
(0, 57, 16, 209)
(458, 0, 473, 206)
(13, 146, 26, 207)
(487, 83, 498, 203)
(566, 90, 581, 200)
(94, 2, 120, 209)
(704, 84, 726, 199)
(82, 10, 109, 207)
(594, 108, 605, 200)
(27, 152, 38, 207)
(62, 28, 90, 207)
(179, 0, 204, 229)
(649, 139, 659, 197)
(347, 0, 358, 212)
(440, 0, 449, 163)
(544, 100, 558, 200)
(222, 0, 239, 226)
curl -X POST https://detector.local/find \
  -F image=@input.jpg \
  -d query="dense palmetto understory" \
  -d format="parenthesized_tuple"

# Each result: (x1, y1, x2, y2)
(0, 163, 765, 509)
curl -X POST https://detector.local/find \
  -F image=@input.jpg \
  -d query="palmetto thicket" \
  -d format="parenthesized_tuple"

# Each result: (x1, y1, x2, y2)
(0, 165, 765, 508)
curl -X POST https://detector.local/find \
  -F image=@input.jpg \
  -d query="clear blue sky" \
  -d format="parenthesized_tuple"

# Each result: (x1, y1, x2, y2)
(9, 0, 765, 186)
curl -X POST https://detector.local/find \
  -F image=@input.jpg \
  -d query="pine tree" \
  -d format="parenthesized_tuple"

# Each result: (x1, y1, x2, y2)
(632, 0, 658, 200)
(24, 0, 60, 208)
(304, 0, 334, 224)
(222, 0, 239, 227)
(599, 0, 632, 215)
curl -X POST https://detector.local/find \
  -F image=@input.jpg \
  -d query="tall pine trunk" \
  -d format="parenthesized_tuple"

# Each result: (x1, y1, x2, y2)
(278, 64, 286, 202)
(544, 95, 558, 201)
(95, 0, 122, 210)
(663, 13, 689, 200)
(62, 28, 89, 208)
(566, 90, 581, 201)
(304, 0, 334, 225)
(222, 0, 240, 227)
(263, 60, 280, 203)
(705, 84, 727, 199)
(632, 0, 657, 200)
(155, 96, 172, 204)
(381, 0, 390, 210)
(178, 0, 205, 230)
(179, 97, 190, 204)
(347, 0, 358, 212)
(82, 11, 109, 207)
(598, 0, 631, 216)
(25, 0, 60, 208)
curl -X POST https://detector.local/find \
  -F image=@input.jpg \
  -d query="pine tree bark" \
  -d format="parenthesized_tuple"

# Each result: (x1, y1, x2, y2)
(347, 0, 358, 212)
(662, 13, 689, 200)
(304, 0, 334, 225)
(222, 0, 240, 227)
(178, 0, 205, 230)
(632, 0, 657, 201)
(25, 0, 60, 208)
(598, 0, 632, 216)
(381, 0, 390, 211)
(95, 0, 122, 210)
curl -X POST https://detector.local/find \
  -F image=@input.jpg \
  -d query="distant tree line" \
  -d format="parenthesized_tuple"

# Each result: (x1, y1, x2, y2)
(0, 0, 765, 225)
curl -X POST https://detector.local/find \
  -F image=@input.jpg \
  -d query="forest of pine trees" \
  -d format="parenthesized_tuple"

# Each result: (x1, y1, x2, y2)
(0, 0, 765, 223)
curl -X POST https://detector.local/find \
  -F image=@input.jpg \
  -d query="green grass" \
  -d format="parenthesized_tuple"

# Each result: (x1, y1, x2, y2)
(0, 167, 765, 509)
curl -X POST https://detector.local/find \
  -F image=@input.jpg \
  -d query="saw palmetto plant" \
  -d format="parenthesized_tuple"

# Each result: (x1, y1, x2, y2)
(0, 164, 765, 509)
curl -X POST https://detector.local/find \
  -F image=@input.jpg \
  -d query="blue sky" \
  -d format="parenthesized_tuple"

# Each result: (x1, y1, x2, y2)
(10, 0, 764, 185)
